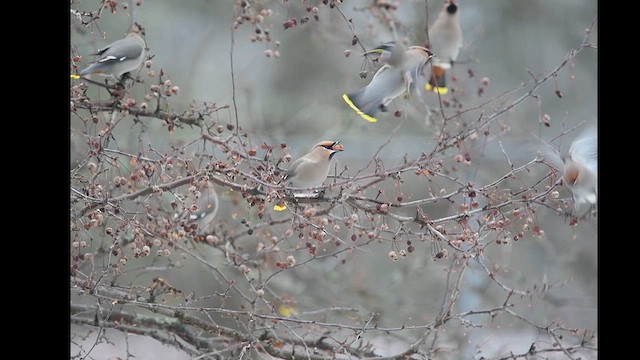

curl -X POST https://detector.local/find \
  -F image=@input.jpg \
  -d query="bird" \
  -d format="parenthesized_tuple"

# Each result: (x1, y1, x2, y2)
(425, 0, 462, 95)
(273, 141, 344, 211)
(173, 181, 219, 234)
(73, 31, 146, 82)
(342, 42, 433, 123)
(538, 126, 597, 214)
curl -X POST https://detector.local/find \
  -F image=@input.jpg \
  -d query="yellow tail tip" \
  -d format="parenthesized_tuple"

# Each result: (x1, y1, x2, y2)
(425, 84, 448, 95)
(277, 304, 298, 317)
(342, 94, 377, 123)
(434, 87, 448, 95)
(273, 203, 287, 211)
(70, 74, 81, 79)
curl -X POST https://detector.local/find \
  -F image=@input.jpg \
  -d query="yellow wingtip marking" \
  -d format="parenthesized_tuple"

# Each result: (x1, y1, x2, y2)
(342, 94, 377, 123)
(273, 203, 287, 211)
(71, 74, 81, 79)
(277, 304, 298, 317)
(363, 48, 385, 56)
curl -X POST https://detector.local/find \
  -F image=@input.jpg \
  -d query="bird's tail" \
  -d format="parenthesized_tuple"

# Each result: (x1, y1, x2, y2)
(425, 65, 448, 95)
(342, 93, 379, 123)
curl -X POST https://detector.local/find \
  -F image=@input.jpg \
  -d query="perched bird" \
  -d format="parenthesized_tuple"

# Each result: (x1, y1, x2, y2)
(73, 31, 146, 82)
(173, 181, 219, 234)
(343, 42, 433, 123)
(274, 141, 344, 211)
(425, 0, 462, 95)
(538, 126, 597, 214)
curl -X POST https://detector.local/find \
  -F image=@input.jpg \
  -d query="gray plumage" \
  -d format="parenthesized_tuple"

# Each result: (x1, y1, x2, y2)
(79, 32, 146, 80)
(343, 42, 433, 122)
(173, 181, 219, 234)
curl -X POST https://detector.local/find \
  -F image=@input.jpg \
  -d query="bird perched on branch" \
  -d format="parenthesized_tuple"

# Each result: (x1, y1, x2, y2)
(73, 31, 146, 82)
(274, 141, 344, 211)
(343, 42, 433, 123)
(425, 0, 462, 95)
(173, 181, 219, 234)
(538, 126, 597, 215)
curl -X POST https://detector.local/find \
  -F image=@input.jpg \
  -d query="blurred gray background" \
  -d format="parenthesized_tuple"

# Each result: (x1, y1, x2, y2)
(71, 0, 597, 148)
(71, 1, 597, 358)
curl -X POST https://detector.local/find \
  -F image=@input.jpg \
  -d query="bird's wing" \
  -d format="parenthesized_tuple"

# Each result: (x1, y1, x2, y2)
(568, 128, 597, 173)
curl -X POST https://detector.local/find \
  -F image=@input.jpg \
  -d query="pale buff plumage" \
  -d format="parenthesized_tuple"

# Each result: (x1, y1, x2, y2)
(563, 128, 597, 208)
(283, 141, 344, 189)
(538, 126, 597, 213)
(274, 141, 344, 211)
(426, 0, 462, 94)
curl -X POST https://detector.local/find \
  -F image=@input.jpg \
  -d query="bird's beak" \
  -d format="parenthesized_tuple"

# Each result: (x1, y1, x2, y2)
(409, 46, 434, 59)
(332, 142, 344, 151)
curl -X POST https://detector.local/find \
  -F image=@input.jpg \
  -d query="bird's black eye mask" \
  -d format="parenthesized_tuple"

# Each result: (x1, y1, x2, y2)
(319, 141, 343, 153)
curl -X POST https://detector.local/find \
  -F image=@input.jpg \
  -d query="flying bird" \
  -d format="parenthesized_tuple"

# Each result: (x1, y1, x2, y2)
(538, 126, 597, 215)
(343, 42, 433, 123)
